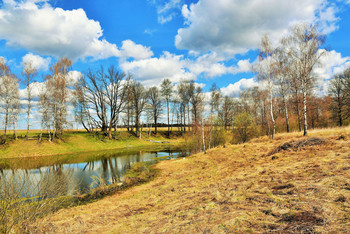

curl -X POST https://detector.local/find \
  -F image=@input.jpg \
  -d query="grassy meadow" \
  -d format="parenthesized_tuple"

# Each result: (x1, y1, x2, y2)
(28, 126, 350, 233)
(0, 128, 184, 159)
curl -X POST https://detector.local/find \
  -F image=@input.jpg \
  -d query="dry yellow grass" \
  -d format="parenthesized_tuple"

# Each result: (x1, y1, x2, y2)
(31, 127, 350, 233)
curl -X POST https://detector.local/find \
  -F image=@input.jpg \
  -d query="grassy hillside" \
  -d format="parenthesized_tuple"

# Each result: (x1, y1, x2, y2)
(29, 127, 350, 233)
(0, 129, 183, 159)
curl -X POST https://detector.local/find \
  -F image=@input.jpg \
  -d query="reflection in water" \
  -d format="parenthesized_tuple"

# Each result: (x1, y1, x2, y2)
(0, 149, 189, 197)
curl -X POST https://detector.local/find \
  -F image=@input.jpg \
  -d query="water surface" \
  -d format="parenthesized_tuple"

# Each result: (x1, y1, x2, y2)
(0, 147, 190, 197)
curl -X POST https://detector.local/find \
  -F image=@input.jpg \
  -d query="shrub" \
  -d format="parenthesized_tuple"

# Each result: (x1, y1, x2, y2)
(232, 112, 258, 143)
(0, 170, 73, 233)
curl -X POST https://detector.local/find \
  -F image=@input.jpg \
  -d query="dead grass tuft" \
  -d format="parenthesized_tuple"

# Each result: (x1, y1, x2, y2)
(268, 137, 327, 156)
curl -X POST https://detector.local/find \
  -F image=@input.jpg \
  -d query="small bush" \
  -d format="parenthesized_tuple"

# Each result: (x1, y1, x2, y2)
(232, 112, 258, 143)
(0, 171, 74, 233)
(123, 162, 158, 185)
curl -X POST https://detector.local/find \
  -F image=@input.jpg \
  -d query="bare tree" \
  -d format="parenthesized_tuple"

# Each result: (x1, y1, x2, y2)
(45, 58, 73, 139)
(329, 67, 350, 125)
(290, 68, 303, 132)
(148, 86, 162, 134)
(73, 77, 93, 133)
(81, 66, 128, 137)
(209, 83, 221, 148)
(84, 67, 108, 135)
(0, 61, 19, 137)
(9, 87, 20, 140)
(219, 96, 234, 131)
(160, 78, 173, 136)
(129, 79, 148, 137)
(275, 47, 291, 132)
(124, 87, 134, 132)
(104, 66, 128, 138)
(285, 23, 325, 135)
(177, 80, 192, 133)
(22, 61, 38, 140)
(190, 84, 204, 132)
(38, 88, 52, 143)
(342, 67, 350, 120)
(256, 35, 277, 139)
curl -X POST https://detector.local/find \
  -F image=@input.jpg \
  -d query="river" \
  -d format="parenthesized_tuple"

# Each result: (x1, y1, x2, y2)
(0, 146, 190, 198)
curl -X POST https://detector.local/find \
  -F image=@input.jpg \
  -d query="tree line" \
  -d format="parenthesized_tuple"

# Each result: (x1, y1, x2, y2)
(0, 23, 349, 146)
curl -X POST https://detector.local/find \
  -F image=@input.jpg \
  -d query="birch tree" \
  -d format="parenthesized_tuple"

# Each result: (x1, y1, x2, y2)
(190, 84, 204, 132)
(256, 35, 276, 139)
(148, 86, 162, 134)
(73, 77, 93, 133)
(45, 58, 72, 139)
(9, 87, 20, 140)
(22, 61, 38, 139)
(177, 80, 192, 133)
(285, 23, 325, 135)
(275, 47, 291, 132)
(0, 60, 19, 137)
(38, 88, 52, 143)
(160, 78, 173, 136)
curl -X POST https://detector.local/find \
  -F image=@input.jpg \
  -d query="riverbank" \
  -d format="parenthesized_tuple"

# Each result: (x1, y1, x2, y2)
(32, 126, 350, 233)
(0, 130, 185, 159)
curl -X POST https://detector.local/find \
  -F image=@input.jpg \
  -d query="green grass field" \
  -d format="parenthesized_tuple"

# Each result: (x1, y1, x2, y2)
(0, 128, 184, 159)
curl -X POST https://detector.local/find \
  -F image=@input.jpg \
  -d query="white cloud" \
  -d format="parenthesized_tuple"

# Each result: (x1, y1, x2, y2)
(181, 4, 190, 20)
(120, 51, 194, 86)
(19, 81, 45, 99)
(68, 70, 83, 85)
(176, 0, 339, 55)
(119, 49, 253, 86)
(220, 78, 258, 96)
(317, 4, 340, 34)
(313, 49, 350, 96)
(119, 40, 154, 60)
(149, 0, 183, 24)
(187, 52, 252, 78)
(0, 0, 119, 60)
(235, 59, 252, 73)
(314, 49, 350, 80)
(22, 53, 51, 71)
(144, 28, 157, 35)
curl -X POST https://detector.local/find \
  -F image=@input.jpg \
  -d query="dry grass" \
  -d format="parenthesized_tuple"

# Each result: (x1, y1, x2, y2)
(31, 127, 350, 233)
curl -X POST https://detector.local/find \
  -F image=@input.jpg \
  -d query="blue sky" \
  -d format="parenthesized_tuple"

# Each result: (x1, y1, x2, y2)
(0, 0, 350, 99)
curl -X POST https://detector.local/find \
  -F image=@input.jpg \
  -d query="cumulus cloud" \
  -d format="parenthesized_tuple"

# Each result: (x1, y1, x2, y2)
(22, 53, 51, 71)
(0, 0, 119, 60)
(119, 40, 154, 60)
(120, 51, 195, 86)
(119, 50, 253, 85)
(176, 0, 339, 55)
(19, 81, 45, 99)
(220, 78, 258, 96)
(187, 52, 252, 78)
(315, 49, 350, 80)
(313, 49, 350, 96)
(68, 70, 83, 85)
